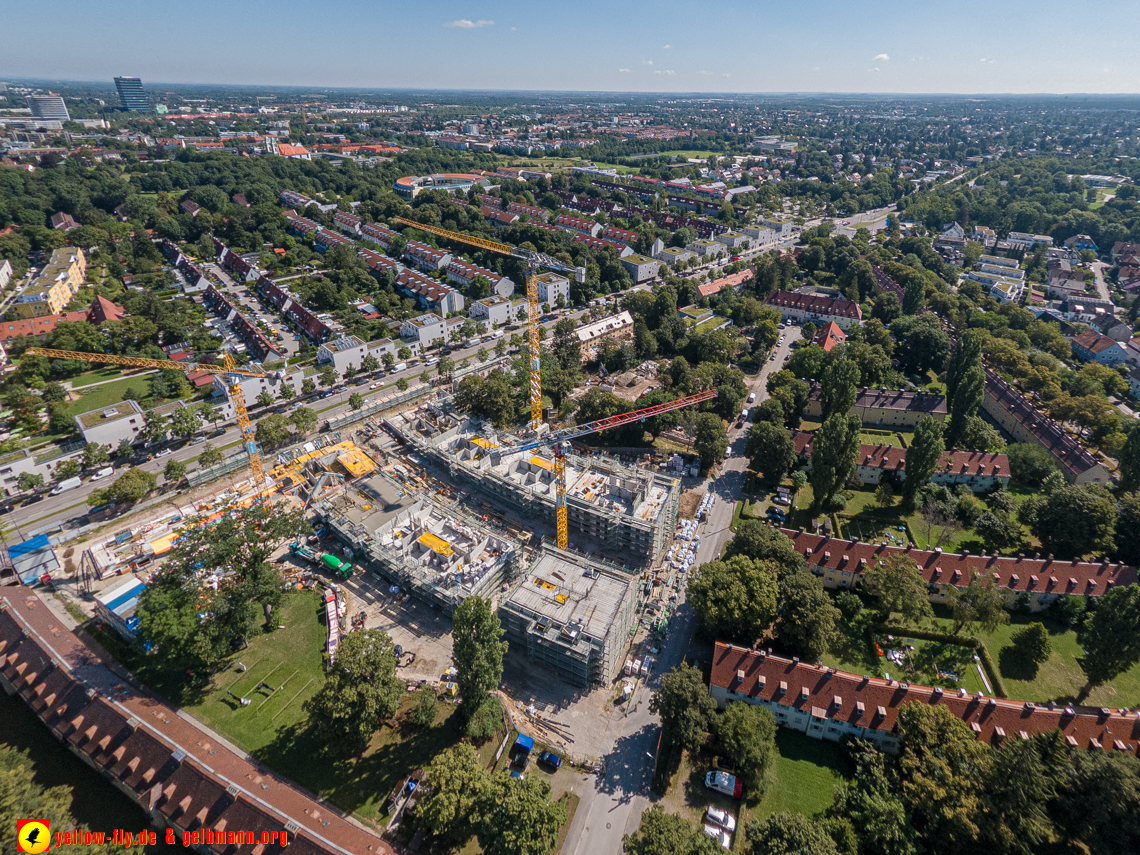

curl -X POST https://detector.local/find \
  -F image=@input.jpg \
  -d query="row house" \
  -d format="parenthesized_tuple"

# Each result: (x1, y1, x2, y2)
(397, 268, 465, 315)
(489, 210, 520, 227)
(871, 265, 906, 300)
(333, 210, 362, 235)
(517, 220, 561, 236)
(803, 384, 947, 427)
(763, 289, 863, 331)
(279, 189, 315, 209)
(361, 248, 402, 276)
(554, 213, 601, 237)
(202, 284, 281, 362)
(710, 642, 1140, 755)
(506, 201, 549, 221)
(1071, 329, 1128, 366)
(283, 209, 320, 237)
(404, 239, 452, 272)
(590, 179, 658, 202)
(360, 222, 397, 250)
(573, 234, 633, 257)
(159, 238, 202, 287)
(982, 368, 1111, 485)
(253, 272, 337, 342)
(313, 229, 354, 252)
(628, 205, 728, 239)
(446, 258, 514, 298)
(600, 224, 638, 246)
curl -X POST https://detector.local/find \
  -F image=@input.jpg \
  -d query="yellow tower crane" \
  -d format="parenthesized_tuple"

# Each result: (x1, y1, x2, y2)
(26, 348, 270, 486)
(390, 217, 586, 431)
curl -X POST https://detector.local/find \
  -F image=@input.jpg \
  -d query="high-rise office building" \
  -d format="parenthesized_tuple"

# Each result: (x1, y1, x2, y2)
(26, 93, 70, 121)
(114, 77, 148, 112)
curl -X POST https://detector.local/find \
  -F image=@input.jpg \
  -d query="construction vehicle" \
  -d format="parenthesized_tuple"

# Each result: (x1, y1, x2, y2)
(26, 347, 270, 487)
(290, 541, 319, 563)
(390, 217, 586, 431)
(509, 389, 717, 548)
(321, 552, 354, 579)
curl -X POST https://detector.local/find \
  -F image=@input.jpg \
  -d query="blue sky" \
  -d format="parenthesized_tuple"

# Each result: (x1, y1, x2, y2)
(5, 0, 1140, 93)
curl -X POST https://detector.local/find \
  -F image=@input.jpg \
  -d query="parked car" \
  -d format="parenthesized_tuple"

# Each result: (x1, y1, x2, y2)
(50, 476, 83, 496)
(706, 806, 736, 832)
(154, 448, 173, 458)
(538, 751, 562, 770)
(90, 466, 115, 481)
(189, 436, 207, 445)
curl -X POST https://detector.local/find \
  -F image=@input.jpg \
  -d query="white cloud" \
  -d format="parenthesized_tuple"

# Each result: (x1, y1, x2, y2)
(654, 69, 676, 76)
(722, 73, 730, 78)
(663, 44, 672, 49)
(510, 26, 516, 31)
(870, 67, 881, 72)
(696, 70, 712, 76)
(873, 53, 890, 62)
(642, 59, 653, 66)
(619, 68, 630, 73)
(445, 19, 493, 28)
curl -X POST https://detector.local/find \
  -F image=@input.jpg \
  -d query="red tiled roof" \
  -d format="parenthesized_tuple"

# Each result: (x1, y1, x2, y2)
(276, 143, 310, 157)
(764, 290, 862, 320)
(700, 270, 752, 298)
(711, 642, 1140, 755)
(1072, 329, 1122, 356)
(812, 320, 846, 352)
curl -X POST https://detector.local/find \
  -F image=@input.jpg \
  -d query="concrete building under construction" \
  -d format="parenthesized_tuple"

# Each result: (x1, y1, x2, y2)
(498, 546, 638, 687)
(383, 404, 681, 565)
(314, 471, 519, 613)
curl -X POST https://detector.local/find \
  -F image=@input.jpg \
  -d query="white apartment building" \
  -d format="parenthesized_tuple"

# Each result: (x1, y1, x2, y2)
(535, 272, 570, 307)
(686, 239, 722, 257)
(401, 313, 447, 347)
(469, 295, 512, 326)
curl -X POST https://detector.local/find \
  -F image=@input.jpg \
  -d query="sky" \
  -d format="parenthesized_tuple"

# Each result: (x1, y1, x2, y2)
(5, 0, 1140, 94)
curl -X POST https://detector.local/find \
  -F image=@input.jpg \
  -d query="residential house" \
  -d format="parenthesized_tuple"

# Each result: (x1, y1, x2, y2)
(554, 213, 601, 237)
(743, 225, 778, 245)
(709, 642, 1140, 755)
(469, 295, 512, 327)
(572, 234, 633, 257)
(716, 231, 749, 249)
(804, 385, 947, 427)
(699, 270, 751, 299)
(686, 238, 722, 257)
(74, 399, 188, 447)
(535, 272, 570, 307)
(446, 258, 514, 299)
(1064, 234, 1098, 252)
(575, 311, 634, 363)
(982, 368, 1111, 485)
(14, 247, 86, 318)
(317, 335, 369, 376)
(655, 246, 694, 267)
(760, 216, 794, 237)
(396, 268, 465, 316)
(1071, 329, 1128, 366)
(763, 290, 863, 331)
(1006, 231, 1054, 250)
(401, 313, 447, 347)
(179, 199, 201, 217)
(811, 321, 846, 353)
(333, 211, 362, 235)
(50, 211, 79, 231)
(403, 240, 452, 273)
(0, 259, 11, 292)
(620, 254, 660, 284)
(1089, 313, 1132, 342)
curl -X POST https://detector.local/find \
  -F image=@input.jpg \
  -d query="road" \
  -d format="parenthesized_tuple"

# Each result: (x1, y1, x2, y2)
(564, 327, 801, 855)
(1091, 260, 1112, 302)
(3, 306, 600, 539)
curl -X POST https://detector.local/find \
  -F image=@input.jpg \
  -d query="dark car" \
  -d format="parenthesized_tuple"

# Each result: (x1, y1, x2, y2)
(320, 390, 335, 399)
(538, 751, 562, 770)
(0, 503, 14, 515)
(23, 495, 44, 507)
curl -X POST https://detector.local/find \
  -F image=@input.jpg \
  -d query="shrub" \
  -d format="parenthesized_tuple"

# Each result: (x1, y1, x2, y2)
(465, 695, 502, 743)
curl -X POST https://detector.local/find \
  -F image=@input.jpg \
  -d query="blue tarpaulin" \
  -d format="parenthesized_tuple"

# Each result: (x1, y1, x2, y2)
(514, 734, 534, 753)
(9, 534, 58, 586)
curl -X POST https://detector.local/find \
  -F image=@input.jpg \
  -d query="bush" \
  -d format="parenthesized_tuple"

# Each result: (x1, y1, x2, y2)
(465, 695, 502, 743)
(1048, 595, 1088, 628)
(1011, 622, 1051, 667)
(411, 688, 439, 729)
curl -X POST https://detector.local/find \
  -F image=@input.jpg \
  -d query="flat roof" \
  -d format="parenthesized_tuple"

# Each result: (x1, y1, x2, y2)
(76, 399, 143, 429)
(504, 551, 633, 642)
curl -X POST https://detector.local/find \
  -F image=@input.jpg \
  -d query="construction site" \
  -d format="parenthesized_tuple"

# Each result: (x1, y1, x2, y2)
(380, 399, 682, 566)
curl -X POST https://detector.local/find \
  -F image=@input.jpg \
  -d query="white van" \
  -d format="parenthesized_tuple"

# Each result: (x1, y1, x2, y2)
(50, 476, 82, 496)
(90, 466, 114, 481)
(747, 392, 756, 403)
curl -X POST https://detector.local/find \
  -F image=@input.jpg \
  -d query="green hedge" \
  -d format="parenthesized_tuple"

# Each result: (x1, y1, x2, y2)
(880, 624, 1008, 698)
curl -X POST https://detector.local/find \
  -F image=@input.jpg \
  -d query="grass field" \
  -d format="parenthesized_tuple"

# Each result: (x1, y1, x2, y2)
(65, 376, 157, 414)
(70, 367, 127, 388)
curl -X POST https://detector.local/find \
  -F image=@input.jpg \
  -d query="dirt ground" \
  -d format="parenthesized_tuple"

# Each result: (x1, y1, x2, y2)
(678, 489, 703, 520)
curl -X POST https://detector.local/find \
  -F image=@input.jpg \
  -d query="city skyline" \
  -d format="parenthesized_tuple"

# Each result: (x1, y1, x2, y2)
(4, 0, 1140, 95)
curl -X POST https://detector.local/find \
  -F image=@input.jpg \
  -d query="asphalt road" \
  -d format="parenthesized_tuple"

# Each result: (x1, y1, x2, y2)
(564, 327, 800, 855)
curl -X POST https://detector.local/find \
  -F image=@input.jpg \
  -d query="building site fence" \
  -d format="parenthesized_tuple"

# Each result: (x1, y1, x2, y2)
(325, 382, 433, 432)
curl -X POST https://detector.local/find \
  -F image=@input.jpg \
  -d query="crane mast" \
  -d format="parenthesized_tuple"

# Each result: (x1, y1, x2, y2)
(26, 347, 270, 487)
(389, 216, 586, 432)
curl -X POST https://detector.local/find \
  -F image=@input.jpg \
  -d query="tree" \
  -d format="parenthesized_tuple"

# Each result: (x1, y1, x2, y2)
(1031, 484, 1117, 560)
(41, 381, 67, 403)
(717, 701, 777, 796)
(140, 411, 168, 445)
(875, 482, 895, 509)
(1120, 430, 1140, 493)
(687, 555, 779, 644)
(901, 417, 944, 510)
(417, 743, 489, 840)
(279, 383, 296, 400)
(1054, 750, 1140, 855)
(361, 354, 380, 373)
(198, 403, 222, 431)
(890, 314, 951, 375)
(1010, 621, 1051, 672)
(452, 596, 508, 718)
(397, 346, 412, 360)
(727, 520, 803, 577)
(56, 459, 80, 480)
(102, 468, 156, 504)
(465, 695, 503, 742)
(116, 438, 133, 458)
(255, 413, 292, 449)
(902, 276, 925, 315)
(302, 378, 316, 395)
(411, 687, 439, 728)
(863, 553, 934, 625)
(318, 365, 337, 387)
(82, 442, 110, 468)
(625, 806, 721, 855)
(800, 321, 817, 342)
(830, 740, 917, 855)
(163, 458, 187, 484)
(1005, 443, 1058, 489)
(975, 509, 1021, 553)
(305, 629, 403, 755)
(693, 412, 727, 471)
(1075, 583, 1140, 702)
(168, 405, 200, 440)
(743, 812, 839, 855)
(348, 392, 364, 410)
(808, 413, 861, 512)
(0, 744, 145, 855)
(17, 472, 44, 493)
(777, 570, 840, 662)
(746, 421, 797, 483)
(198, 442, 224, 468)
(946, 364, 984, 449)
(651, 662, 718, 753)
(396, 377, 408, 392)
(256, 390, 274, 408)
(948, 572, 1010, 635)
(819, 354, 860, 421)
(475, 772, 567, 855)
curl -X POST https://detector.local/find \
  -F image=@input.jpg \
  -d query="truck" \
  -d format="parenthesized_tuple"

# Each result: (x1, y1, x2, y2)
(321, 553, 354, 579)
(50, 476, 82, 496)
(290, 541, 319, 564)
(704, 771, 743, 799)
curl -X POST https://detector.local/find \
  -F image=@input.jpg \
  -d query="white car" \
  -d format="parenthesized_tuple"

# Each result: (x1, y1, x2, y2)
(153, 448, 173, 458)
(706, 806, 737, 833)
(702, 825, 731, 849)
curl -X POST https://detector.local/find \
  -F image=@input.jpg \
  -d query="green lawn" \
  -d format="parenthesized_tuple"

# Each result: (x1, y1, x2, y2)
(66, 376, 157, 414)
(658, 150, 722, 160)
(92, 591, 480, 828)
(751, 730, 851, 820)
(592, 161, 640, 175)
(859, 430, 907, 449)
(70, 367, 126, 388)
(925, 607, 1140, 708)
